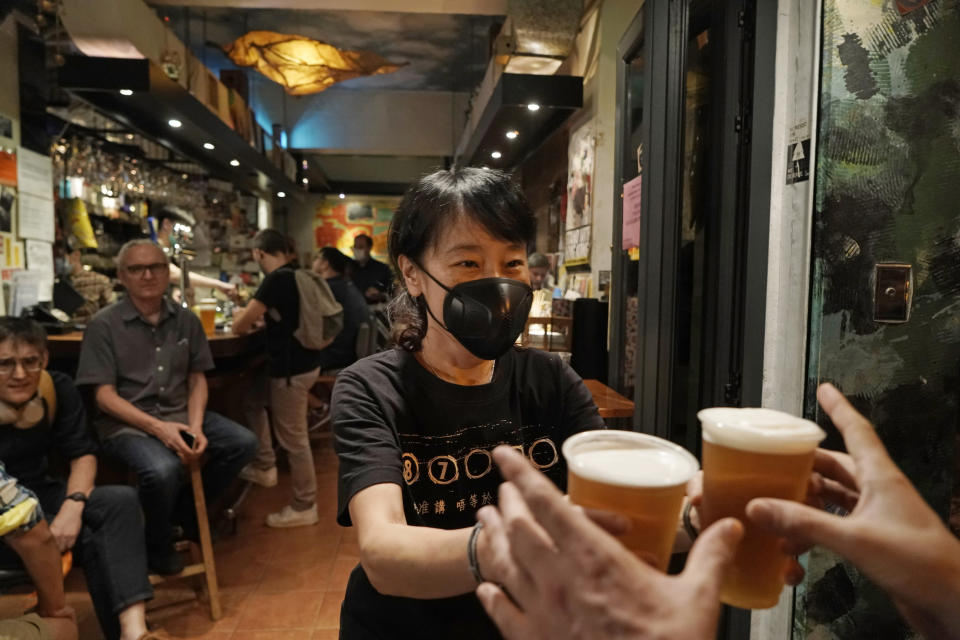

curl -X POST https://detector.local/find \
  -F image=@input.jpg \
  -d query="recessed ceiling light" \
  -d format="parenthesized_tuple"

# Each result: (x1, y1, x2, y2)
(526, 103, 540, 112)
(168, 118, 182, 128)
(181, 173, 188, 180)
(506, 130, 519, 139)
(119, 89, 133, 96)
(491, 151, 502, 159)
(230, 159, 240, 167)
(203, 142, 215, 150)
(277, 191, 286, 198)
(302, 178, 309, 185)
(339, 193, 346, 199)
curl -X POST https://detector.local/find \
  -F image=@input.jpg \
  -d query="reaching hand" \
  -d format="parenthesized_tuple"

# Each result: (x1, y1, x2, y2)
(476, 445, 743, 640)
(218, 281, 238, 298)
(746, 383, 960, 640)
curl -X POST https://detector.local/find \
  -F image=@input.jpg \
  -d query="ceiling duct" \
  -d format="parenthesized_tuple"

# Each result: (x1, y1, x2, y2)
(455, 0, 584, 168)
(496, 0, 582, 75)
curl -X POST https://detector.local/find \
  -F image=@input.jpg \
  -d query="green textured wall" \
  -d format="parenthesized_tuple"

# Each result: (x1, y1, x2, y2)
(799, 0, 960, 637)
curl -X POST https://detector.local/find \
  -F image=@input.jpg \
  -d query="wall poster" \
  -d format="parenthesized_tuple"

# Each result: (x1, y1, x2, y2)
(313, 195, 401, 260)
(564, 121, 595, 265)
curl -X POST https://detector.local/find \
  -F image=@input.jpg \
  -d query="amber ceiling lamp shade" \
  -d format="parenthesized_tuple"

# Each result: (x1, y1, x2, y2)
(224, 30, 406, 96)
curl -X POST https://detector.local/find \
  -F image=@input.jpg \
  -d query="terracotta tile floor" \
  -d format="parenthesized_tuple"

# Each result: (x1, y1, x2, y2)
(3, 437, 351, 639)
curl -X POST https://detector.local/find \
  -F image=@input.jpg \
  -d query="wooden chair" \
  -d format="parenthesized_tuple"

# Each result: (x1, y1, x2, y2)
(75, 386, 223, 621)
(147, 459, 221, 621)
(309, 321, 376, 436)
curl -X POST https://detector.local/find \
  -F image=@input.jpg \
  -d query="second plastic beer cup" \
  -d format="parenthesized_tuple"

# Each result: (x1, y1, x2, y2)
(562, 430, 699, 570)
(697, 408, 826, 609)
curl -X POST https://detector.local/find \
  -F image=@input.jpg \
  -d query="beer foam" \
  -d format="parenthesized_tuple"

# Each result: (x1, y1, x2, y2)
(563, 431, 699, 488)
(698, 408, 825, 455)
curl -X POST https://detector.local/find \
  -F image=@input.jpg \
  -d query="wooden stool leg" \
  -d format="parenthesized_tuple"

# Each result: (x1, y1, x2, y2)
(189, 461, 222, 621)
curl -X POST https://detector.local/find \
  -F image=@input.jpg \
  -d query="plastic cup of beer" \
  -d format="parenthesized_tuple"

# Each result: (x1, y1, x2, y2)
(562, 430, 699, 570)
(697, 408, 826, 609)
(197, 300, 217, 335)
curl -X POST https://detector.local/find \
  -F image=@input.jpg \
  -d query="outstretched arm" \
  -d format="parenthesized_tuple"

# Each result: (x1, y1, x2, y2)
(747, 383, 960, 640)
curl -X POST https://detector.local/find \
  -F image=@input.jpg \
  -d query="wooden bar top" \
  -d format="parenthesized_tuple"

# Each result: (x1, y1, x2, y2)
(47, 328, 263, 359)
(583, 378, 635, 419)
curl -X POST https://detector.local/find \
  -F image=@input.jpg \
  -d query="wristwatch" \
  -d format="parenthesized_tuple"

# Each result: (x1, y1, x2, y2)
(65, 492, 87, 504)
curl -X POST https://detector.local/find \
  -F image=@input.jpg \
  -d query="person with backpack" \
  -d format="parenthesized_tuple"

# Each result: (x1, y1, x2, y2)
(233, 229, 343, 528)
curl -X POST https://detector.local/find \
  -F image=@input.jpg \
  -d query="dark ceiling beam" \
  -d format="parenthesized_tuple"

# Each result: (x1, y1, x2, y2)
(457, 73, 583, 169)
(58, 55, 301, 200)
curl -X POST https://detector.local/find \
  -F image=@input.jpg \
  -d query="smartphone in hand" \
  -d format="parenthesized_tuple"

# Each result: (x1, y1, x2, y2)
(180, 430, 196, 449)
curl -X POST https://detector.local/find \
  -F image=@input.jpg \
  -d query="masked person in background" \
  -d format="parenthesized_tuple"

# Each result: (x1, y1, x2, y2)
(332, 168, 606, 639)
(350, 233, 393, 304)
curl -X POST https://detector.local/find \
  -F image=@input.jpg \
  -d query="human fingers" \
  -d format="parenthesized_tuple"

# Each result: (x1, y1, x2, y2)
(682, 518, 743, 594)
(161, 424, 192, 458)
(494, 446, 599, 550)
(579, 506, 631, 536)
(194, 432, 209, 456)
(813, 476, 860, 513)
(817, 384, 894, 482)
(686, 471, 703, 507)
(476, 504, 538, 603)
(498, 482, 558, 570)
(783, 557, 805, 586)
(781, 536, 814, 557)
(477, 582, 538, 640)
(813, 448, 858, 491)
(746, 497, 847, 556)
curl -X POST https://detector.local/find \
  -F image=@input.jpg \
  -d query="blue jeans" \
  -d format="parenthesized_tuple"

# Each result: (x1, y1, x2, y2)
(0, 482, 152, 640)
(101, 411, 257, 554)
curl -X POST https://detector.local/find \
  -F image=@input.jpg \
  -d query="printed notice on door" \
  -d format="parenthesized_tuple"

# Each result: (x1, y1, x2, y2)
(622, 175, 642, 250)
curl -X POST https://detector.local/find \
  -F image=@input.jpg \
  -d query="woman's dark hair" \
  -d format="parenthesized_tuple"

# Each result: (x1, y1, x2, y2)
(319, 247, 351, 275)
(387, 167, 536, 352)
(0, 317, 48, 353)
(253, 229, 289, 256)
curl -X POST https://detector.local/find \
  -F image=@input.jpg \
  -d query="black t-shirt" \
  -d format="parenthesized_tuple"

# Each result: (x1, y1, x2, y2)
(318, 275, 370, 371)
(333, 347, 605, 639)
(351, 257, 393, 300)
(254, 264, 324, 377)
(0, 371, 96, 491)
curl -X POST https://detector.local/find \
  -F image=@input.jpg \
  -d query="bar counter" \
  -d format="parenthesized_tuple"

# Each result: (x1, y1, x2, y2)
(47, 328, 266, 424)
(47, 328, 265, 360)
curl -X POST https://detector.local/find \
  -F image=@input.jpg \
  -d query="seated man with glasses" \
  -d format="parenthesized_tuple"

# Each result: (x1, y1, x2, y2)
(76, 239, 257, 576)
(0, 317, 159, 640)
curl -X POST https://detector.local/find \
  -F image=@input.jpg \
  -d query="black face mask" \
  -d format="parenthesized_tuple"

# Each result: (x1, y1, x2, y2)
(418, 266, 534, 361)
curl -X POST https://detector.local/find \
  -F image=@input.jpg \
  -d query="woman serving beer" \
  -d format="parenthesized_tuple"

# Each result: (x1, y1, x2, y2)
(332, 168, 607, 639)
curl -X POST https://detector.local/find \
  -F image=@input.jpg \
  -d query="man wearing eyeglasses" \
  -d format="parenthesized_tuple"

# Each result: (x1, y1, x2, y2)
(76, 239, 257, 578)
(0, 317, 158, 640)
